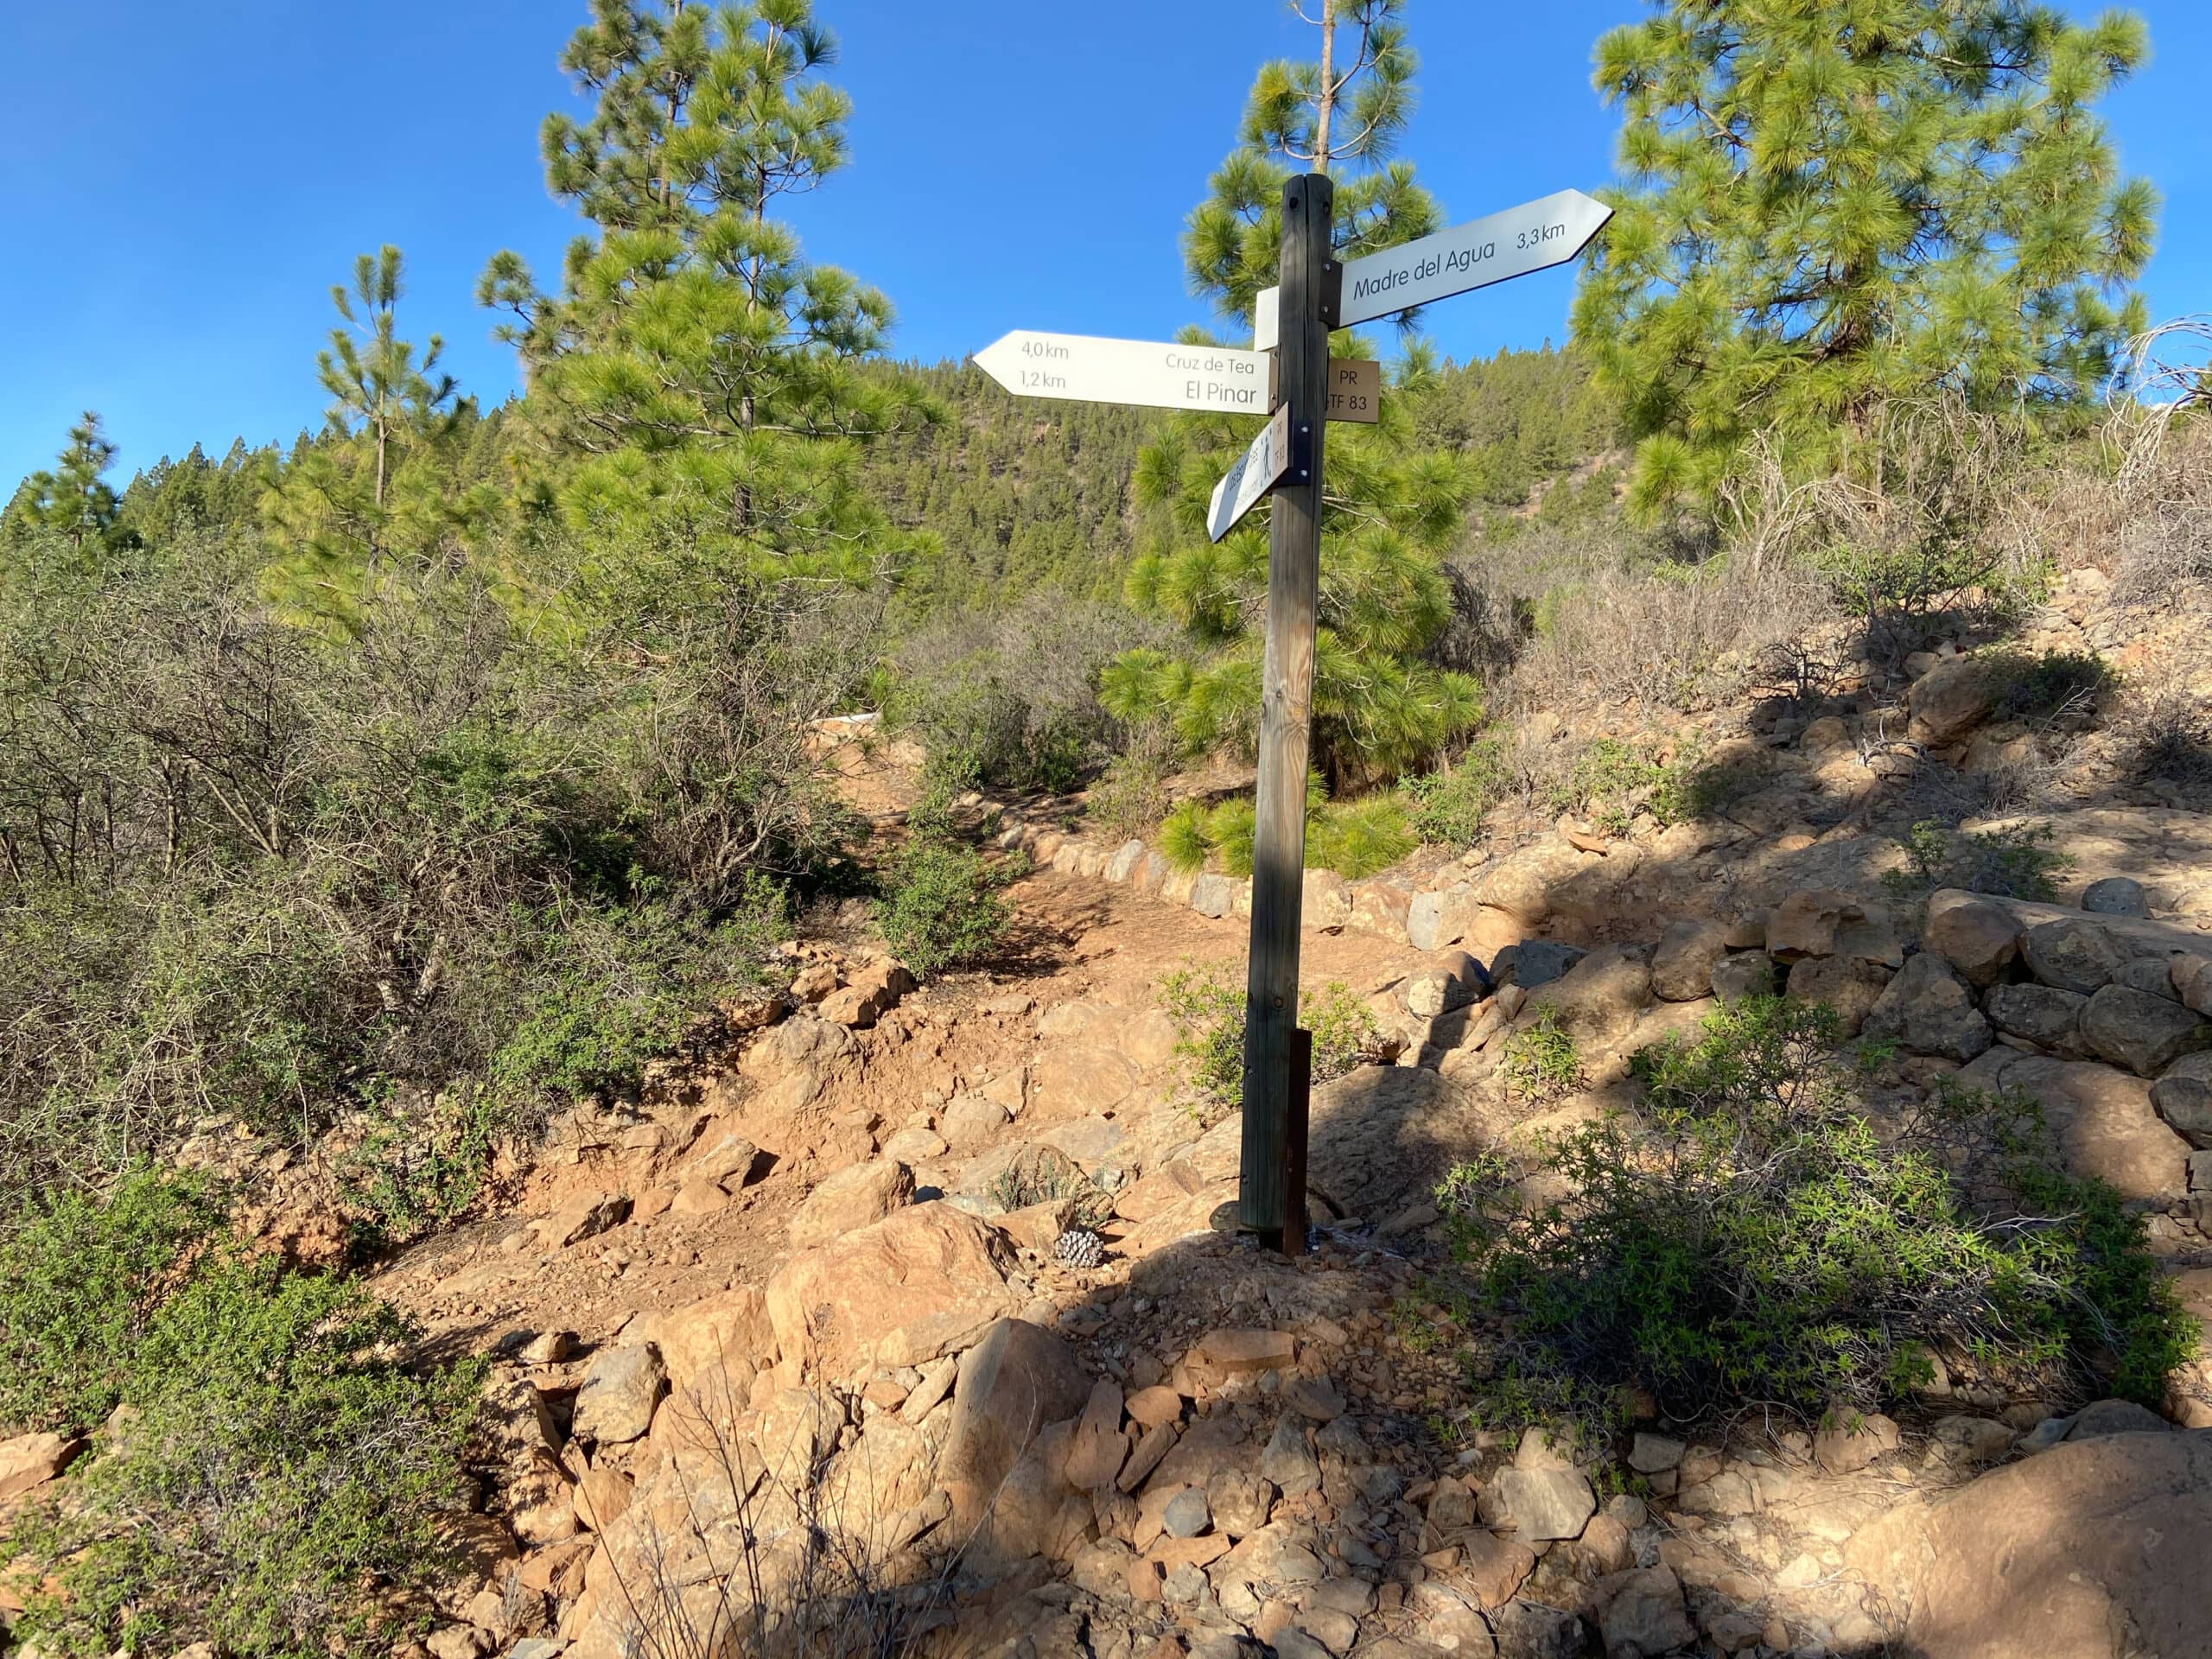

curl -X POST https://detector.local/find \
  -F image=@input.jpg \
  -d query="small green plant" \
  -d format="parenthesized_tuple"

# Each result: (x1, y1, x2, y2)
(1884, 817, 2075, 906)
(1157, 963, 1381, 1115)
(1439, 996, 2194, 1419)
(874, 837, 1015, 976)
(1548, 734, 1744, 834)
(1987, 647, 2116, 727)
(0, 1170, 482, 1657)
(1402, 742, 1507, 847)
(984, 1158, 1113, 1228)
(1501, 1009, 1582, 1097)
(336, 1084, 512, 1250)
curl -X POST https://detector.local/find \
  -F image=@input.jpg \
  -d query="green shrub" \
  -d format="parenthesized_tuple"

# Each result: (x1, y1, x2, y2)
(1884, 817, 2075, 906)
(1403, 743, 1506, 847)
(1548, 734, 1745, 835)
(1158, 963, 1380, 1115)
(0, 1171, 481, 1657)
(1500, 1009, 1582, 1097)
(0, 1171, 227, 1435)
(1438, 997, 2193, 1418)
(874, 837, 1015, 976)
(1986, 647, 2116, 725)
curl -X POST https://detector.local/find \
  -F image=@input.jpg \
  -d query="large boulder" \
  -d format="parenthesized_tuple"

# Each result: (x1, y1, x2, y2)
(1845, 1427, 2212, 1658)
(766, 1201, 1018, 1377)
(938, 1319, 1090, 1530)
(1863, 952, 1992, 1062)
(2022, 918, 2130, 996)
(1651, 919, 1731, 1003)
(1925, 890, 2022, 987)
(1985, 982, 2091, 1056)
(572, 1344, 666, 1446)
(788, 1159, 915, 1250)
(1472, 840, 1599, 926)
(2152, 1053, 2212, 1149)
(1784, 954, 1893, 1036)
(1908, 656, 1996, 747)
(0, 1431, 83, 1503)
(636, 1286, 775, 1393)
(1528, 945, 1652, 1044)
(2081, 985, 2211, 1077)
(1983, 1051, 2191, 1204)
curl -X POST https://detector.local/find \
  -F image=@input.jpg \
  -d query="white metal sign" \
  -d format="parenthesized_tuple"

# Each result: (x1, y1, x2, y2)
(1252, 188, 1613, 346)
(974, 331, 1271, 415)
(1206, 403, 1295, 543)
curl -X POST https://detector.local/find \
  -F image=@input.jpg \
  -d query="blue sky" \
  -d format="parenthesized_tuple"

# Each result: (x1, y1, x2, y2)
(3, 0, 2208, 488)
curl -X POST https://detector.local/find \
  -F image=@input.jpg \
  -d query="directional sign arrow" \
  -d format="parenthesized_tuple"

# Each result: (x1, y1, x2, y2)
(974, 331, 1272, 416)
(1206, 404, 1296, 543)
(1253, 188, 1613, 346)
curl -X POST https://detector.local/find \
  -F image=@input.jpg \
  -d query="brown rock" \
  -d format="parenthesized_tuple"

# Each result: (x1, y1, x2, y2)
(1768, 888, 1866, 962)
(787, 1159, 916, 1251)
(939, 1319, 1090, 1529)
(1065, 1377, 1128, 1490)
(541, 1192, 630, 1249)
(766, 1201, 1018, 1377)
(1784, 954, 1893, 1035)
(1651, 919, 1731, 1002)
(1127, 1384, 1184, 1428)
(1195, 1328, 1296, 1373)
(1846, 1428, 2212, 1658)
(641, 1286, 773, 1393)
(1986, 983, 2090, 1055)
(2003, 1054, 2191, 1202)
(1908, 656, 1996, 746)
(2023, 918, 2130, 995)
(1459, 1528, 1536, 1609)
(1592, 1565, 1696, 1659)
(0, 1430, 82, 1503)
(1815, 1408, 1900, 1474)
(1926, 890, 2023, 987)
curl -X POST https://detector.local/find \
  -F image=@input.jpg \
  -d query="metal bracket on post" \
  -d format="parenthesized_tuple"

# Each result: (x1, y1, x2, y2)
(1318, 261, 1343, 331)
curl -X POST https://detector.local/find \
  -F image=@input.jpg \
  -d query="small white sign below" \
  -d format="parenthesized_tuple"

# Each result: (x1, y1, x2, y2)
(974, 331, 1271, 415)
(1206, 403, 1295, 543)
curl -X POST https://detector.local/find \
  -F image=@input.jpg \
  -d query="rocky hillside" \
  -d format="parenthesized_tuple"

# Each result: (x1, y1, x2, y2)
(6, 541, 2211, 1659)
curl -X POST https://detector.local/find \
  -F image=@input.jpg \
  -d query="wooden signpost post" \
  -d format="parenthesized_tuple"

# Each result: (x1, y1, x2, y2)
(974, 178, 1611, 1254)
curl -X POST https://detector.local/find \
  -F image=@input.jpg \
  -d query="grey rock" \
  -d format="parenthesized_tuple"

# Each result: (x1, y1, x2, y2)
(1160, 1486, 1211, 1538)
(1282, 1374, 1345, 1421)
(1862, 951, 1992, 1062)
(2069, 1398, 2171, 1439)
(572, 1344, 666, 1445)
(1625, 1433, 1685, 1474)
(2082, 877, 2151, 918)
(1709, 950, 1777, 1005)
(1986, 982, 2089, 1053)
(1651, 919, 1730, 1002)
(2024, 918, 2129, 995)
(1486, 1465, 1596, 1541)
(1489, 1603, 1586, 1659)
(2114, 957, 2182, 998)
(1595, 1565, 1695, 1659)
(1190, 874, 1239, 918)
(2080, 984, 2211, 1077)
(1260, 1414, 1321, 1495)
(1499, 939, 1587, 990)
(2152, 1071, 2212, 1149)
(1205, 1468, 1275, 1538)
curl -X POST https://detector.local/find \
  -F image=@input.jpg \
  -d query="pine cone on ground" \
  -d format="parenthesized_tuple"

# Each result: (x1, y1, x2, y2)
(1052, 1228, 1105, 1269)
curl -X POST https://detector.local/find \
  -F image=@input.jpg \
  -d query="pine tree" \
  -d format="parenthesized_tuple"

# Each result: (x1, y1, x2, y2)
(1108, 0, 1480, 786)
(259, 248, 486, 636)
(317, 246, 460, 510)
(10, 413, 128, 553)
(1573, 0, 2158, 512)
(478, 0, 929, 591)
